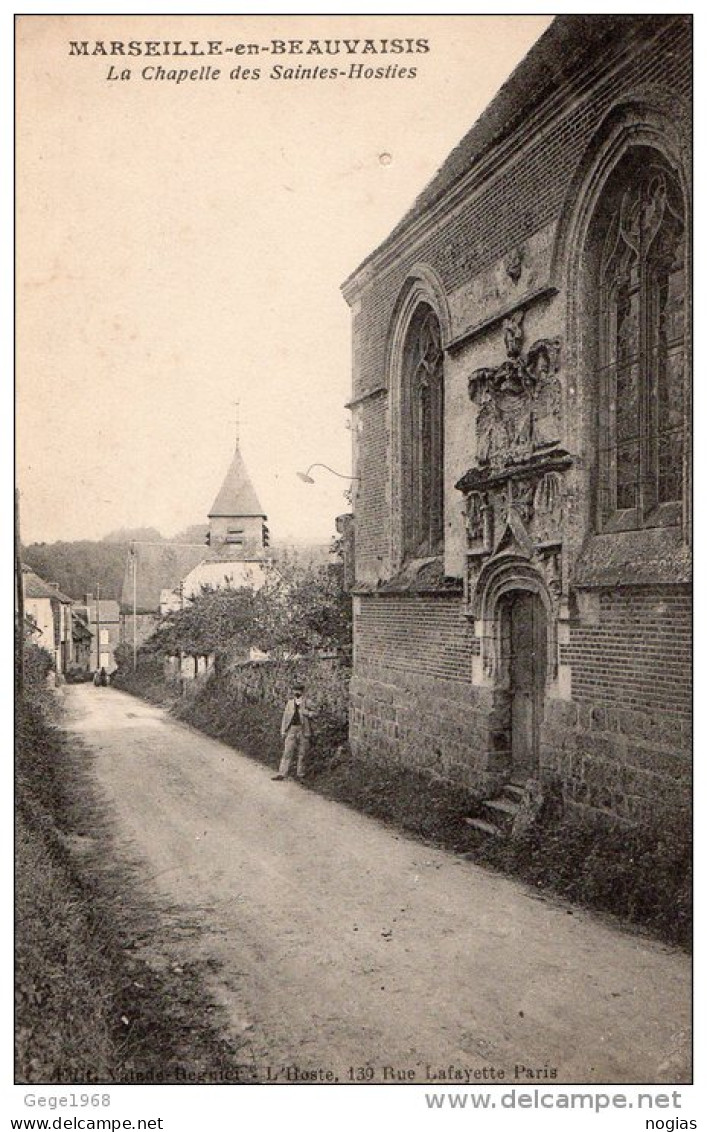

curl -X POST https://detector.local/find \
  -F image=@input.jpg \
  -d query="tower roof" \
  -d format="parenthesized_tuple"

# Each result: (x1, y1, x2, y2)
(208, 446, 266, 519)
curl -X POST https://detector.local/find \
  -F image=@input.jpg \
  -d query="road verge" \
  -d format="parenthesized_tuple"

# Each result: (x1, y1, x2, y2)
(16, 649, 250, 1083)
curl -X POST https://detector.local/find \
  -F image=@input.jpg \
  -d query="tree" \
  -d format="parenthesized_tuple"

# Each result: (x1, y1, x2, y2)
(264, 565, 352, 657)
(138, 565, 352, 663)
(143, 586, 263, 658)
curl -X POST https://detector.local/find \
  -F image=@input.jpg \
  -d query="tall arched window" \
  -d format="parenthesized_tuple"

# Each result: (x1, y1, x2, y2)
(402, 305, 444, 557)
(595, 150, 686, 529)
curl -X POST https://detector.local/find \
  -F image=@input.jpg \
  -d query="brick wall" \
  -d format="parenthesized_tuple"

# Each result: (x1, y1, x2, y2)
(352, 584, 692, 820)
(542, 585, 691, 821)
(355, 593, 478, 680)
(351, 594, 494, 789)
(563, 586, 691, 717)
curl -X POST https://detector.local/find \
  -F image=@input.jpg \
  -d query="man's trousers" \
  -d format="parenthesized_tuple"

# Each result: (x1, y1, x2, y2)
(278, 725, 308, 778)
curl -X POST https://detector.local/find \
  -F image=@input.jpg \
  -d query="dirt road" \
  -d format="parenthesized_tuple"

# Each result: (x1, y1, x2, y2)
(62, 685, 690, 1085)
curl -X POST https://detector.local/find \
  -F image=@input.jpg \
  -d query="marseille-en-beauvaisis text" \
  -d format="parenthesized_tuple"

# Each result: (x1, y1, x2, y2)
(69, 38, 430, 58)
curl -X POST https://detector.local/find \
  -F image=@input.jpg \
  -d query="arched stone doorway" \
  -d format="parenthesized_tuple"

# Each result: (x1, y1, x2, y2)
(471, 551, 557, 782)
(498, 590, 547, 777)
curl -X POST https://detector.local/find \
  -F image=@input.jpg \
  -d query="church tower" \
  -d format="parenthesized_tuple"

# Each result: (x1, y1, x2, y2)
(207, 444, 270, 559)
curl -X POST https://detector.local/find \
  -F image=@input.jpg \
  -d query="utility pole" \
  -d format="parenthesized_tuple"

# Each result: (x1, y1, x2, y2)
(179, 580, 185, 695)
(15, 489, 24, 697)
(131, 543, 138, 671)
(95, 581, 101, 673)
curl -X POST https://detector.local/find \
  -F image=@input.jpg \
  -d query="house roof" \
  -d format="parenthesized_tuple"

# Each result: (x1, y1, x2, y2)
(22, 567, 72, 603)
(78, 599, 121, 622)
(343, 15, 681, 292)
(160, 559, 276, 609)
(182, 560, 275, 593)
(208, 446, 266, 519)
(72, 612, 93, 639)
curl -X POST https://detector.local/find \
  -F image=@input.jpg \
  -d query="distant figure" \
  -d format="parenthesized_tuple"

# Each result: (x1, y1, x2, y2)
(94, 667, 109, 687)
(272, 682, 314, 782)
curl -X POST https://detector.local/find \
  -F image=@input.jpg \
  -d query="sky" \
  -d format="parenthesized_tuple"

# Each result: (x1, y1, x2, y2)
(16, 14, 552, 546)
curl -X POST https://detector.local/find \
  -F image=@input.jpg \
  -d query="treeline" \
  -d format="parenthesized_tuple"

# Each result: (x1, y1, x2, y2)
(22, 529, 334, 606)
(22, 526, 209, 602)
(22, 540, 132, 601)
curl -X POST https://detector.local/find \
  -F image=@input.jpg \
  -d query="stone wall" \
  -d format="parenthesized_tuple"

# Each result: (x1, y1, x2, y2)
(351, 390, 389, 582)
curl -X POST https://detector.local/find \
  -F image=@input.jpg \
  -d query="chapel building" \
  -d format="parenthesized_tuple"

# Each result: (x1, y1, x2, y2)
(342, 15, 691, 824)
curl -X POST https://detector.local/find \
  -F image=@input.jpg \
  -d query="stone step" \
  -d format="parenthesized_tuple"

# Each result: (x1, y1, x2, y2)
(503, 783, 527, 801)
(483, 797, 521, 817)
(464, 816, 502, 837)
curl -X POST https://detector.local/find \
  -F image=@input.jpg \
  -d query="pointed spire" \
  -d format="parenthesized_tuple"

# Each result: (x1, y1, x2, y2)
(208, 447, 266, 519)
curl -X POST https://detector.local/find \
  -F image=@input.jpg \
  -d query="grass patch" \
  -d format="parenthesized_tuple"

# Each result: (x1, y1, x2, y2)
(16, 688, 249, 1083)
(109, 657, 178, 707)
(463, 811, 691, 950)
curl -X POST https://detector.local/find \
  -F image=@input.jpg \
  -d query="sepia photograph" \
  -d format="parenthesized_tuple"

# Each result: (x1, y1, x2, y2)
(14, 10, 693, 1107)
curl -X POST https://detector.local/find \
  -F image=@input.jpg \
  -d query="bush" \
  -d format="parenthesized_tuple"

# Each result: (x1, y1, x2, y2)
(110, 655, 179, 706)
(136, 565, 352, 664)
(464, 806, 692, 949)
(65, 666, 91, 684)
(175, 657, 350, 774)
(22, 640, 53, 685)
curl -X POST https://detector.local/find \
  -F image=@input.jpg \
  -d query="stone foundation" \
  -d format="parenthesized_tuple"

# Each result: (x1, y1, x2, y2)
(541, 698, 691, 823)
(350, 664, 495, 794)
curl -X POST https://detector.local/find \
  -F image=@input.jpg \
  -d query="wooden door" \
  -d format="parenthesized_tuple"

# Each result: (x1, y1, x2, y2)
(509, 593, 546, 775)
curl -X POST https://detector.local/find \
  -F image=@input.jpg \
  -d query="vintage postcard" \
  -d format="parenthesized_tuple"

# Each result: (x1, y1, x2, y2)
(14, 10, 694, 1121)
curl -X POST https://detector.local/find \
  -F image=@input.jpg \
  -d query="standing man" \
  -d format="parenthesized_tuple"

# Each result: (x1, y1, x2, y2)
(272, 682, 313, 781)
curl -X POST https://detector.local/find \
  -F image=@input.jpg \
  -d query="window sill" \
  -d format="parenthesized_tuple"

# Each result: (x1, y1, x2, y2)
(572, 526, 691, 588)
(352, 556, 463, 595)
(598, 501, 682, 534)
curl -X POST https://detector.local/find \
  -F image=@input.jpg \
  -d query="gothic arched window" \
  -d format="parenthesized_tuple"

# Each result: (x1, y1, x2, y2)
(402, 305, 445, 557)
(596, 152, 686, 529)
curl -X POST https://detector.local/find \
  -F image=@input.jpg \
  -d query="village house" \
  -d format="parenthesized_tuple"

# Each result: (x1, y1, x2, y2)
(22, 566, 74, 675)
(71, 608, 93, 673)
(342, 15, 691, 825)
(73, 593, 122, 674)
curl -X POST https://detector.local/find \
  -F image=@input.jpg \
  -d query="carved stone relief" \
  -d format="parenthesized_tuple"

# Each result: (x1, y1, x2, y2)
(456, 306, 571, 684)
(468, 310, 562, 470)
(463, 490, 488, 547)
(500, 479, 535, 526)
(533, 472, 563, 541)
(539, 548, 563, 605)
(505, 246, 523, 284)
